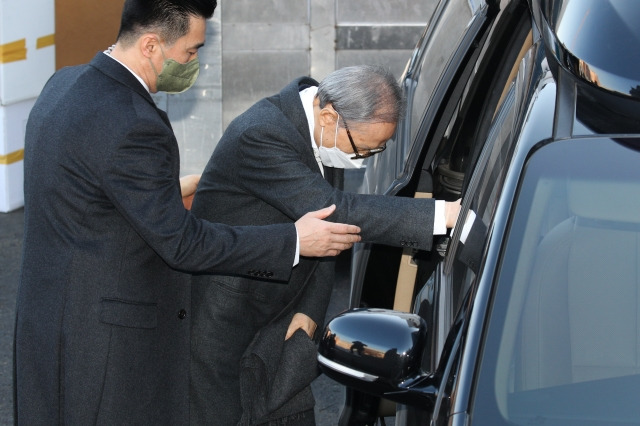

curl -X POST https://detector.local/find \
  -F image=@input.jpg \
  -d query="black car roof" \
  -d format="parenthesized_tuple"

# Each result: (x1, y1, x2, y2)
(533, 0, 640, 101)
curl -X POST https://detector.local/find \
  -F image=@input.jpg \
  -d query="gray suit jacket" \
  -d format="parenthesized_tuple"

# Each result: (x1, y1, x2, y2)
(190, 77, 437, 421)
(15, 53, 298, 425)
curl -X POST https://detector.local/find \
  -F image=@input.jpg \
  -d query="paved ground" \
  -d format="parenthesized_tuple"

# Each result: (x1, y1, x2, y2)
(0, 208, 21, 425)
(0, 208, 358, 425)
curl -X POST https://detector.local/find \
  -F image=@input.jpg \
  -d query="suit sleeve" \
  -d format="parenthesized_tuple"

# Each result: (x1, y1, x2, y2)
(101, 117, 296, 281)
(233, 123, 436, 252)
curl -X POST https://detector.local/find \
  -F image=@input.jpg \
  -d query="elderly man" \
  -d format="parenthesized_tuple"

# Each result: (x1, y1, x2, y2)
(14, 1, 360, 424)
(190, 65, 461, 425)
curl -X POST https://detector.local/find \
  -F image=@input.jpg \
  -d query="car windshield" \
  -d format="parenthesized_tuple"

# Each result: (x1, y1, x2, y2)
(473, 137, 640, 425)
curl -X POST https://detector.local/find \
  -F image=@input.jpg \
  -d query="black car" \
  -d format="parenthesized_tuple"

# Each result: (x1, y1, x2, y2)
(318, 0, 640, 424)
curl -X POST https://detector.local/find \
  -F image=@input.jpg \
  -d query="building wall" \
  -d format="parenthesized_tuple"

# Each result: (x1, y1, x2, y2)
(0, 1, 436, 210)
(175, 0, 436, 176)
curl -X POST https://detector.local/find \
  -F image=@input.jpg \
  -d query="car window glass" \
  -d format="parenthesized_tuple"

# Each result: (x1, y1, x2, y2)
(474, 137, 640, 425)
(447, 83, 519, 314)
(440, 39, 534, 316)
(408, 4, 477, 147)
(361, 1, 486, 197)
(426, 6, 534, 324)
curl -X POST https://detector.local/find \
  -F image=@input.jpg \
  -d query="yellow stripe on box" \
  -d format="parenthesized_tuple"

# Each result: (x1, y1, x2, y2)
(0, 39, 27, 64)
(36, 34, 55, 49)
(0, 149, 25, 165)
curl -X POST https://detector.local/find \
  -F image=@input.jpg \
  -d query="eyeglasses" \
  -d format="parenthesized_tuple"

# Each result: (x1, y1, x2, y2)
(341, 116, 387, 159)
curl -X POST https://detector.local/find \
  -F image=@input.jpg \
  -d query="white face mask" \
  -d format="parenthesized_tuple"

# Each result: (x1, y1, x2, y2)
(318, 114, 365, 169)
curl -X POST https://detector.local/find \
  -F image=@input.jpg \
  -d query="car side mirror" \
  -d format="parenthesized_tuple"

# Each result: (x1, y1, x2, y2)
(318, 308, 438, 408)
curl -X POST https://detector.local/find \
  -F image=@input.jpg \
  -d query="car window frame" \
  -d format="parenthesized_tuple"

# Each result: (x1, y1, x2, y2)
(349, 0, 494, 310)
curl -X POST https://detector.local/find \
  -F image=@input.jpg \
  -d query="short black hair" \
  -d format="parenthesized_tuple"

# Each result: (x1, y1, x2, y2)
(117, 0, 217, 46)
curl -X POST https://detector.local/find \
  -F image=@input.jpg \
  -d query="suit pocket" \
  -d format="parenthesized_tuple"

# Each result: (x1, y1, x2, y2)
(100, 298, 157, 329)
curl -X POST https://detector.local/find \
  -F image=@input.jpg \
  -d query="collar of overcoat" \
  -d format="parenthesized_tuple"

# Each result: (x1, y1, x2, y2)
(88, 52, 171, 126)
(273, 76, 344, 189)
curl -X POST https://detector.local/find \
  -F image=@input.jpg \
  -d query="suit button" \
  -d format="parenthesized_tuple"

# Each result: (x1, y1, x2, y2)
(178, 309, 187, 319)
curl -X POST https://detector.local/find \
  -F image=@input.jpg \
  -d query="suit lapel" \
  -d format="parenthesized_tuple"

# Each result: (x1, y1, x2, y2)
(278, 77, 318, 140)
(274, 77, 348, 190)
(269, 77, 325, 176)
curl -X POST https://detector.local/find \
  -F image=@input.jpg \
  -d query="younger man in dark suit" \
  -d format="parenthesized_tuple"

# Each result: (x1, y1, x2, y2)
(14, 1, 360, 424)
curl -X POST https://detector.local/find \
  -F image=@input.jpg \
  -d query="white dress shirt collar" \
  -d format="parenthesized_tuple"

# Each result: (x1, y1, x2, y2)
(103, 45, 150, 93)
(299, 86, 324, 176)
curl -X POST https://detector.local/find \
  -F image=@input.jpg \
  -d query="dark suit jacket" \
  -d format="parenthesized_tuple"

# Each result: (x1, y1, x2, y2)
(15, 53, 298, 425)
(190, 77, 437, 421)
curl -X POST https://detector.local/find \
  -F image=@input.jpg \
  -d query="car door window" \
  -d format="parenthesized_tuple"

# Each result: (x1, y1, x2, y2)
(360, 0, 488, 197)
(444, 80, 520, 318)
(473, 137, 640, 425)
(430, 7, 534, 319)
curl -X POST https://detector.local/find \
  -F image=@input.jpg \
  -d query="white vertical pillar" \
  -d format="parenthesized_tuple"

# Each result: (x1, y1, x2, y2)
(310, 0, 336, 81)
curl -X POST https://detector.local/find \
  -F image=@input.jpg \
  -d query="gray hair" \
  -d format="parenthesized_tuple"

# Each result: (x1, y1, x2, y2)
(316, 65, 405, 126)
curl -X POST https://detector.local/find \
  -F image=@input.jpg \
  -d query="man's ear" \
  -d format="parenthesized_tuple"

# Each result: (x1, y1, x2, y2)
(140, 34, 160, 58)
(318, 104, 339, 127)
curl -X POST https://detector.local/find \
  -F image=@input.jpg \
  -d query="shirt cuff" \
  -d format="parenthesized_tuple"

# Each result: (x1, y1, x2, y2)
(293, 227, 300, 266)
(459, 210, 477, 244)
(433, 200, 447, 235)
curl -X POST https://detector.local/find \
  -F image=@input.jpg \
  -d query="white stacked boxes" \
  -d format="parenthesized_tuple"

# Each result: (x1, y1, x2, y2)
(0, 99, 34, 212)
(0, 0, 55, 212)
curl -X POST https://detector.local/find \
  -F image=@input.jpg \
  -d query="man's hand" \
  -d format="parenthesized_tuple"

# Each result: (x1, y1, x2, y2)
(295, 205, 361, 257)
(445, 198, 462, 228)
(285, 313, 317, 340)
(180, 174, 201, 210)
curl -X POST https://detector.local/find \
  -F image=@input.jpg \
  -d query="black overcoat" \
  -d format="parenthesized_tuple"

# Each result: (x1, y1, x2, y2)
(190, 77, 438, 424)
(15, 53, 297, 425)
